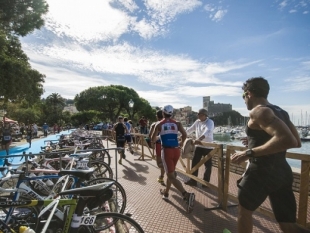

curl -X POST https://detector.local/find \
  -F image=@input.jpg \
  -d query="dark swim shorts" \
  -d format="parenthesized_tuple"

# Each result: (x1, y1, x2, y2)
(237, 158, 296, 223)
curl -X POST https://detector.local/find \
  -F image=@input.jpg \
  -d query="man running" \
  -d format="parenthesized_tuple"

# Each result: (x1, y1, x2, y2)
(151, 105, 195, 213)
(231, 77, 309, 233)
(113, 116, 128, 165)
(149, 110, 165, 186)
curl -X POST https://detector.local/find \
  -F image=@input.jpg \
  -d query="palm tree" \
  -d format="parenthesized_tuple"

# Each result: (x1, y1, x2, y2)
(45, 93, 66, 125)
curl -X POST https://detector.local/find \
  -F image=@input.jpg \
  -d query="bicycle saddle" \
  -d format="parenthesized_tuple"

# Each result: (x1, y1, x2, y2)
(58, 181, 114, 197)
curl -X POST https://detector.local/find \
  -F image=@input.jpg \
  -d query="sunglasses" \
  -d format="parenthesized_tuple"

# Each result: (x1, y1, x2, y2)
(242, 91, 248, 99)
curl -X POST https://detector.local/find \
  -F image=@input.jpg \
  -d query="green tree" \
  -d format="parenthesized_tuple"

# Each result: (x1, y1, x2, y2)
(42, 93, 66, 125)
(71, 110, 101, 126)
(0, 30, 45, 103)
(74, 85, 154, 123)
(0, 0, 49, 36)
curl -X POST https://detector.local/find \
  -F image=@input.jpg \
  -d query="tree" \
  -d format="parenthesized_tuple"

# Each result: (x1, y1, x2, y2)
(0, 1, 47, 105)
(0, 0, 49, 36)
(0, 30, 45, 103)
(74, 85, 154, 123)
(42, 93, 66, 125)
(71, 110, 101, 126)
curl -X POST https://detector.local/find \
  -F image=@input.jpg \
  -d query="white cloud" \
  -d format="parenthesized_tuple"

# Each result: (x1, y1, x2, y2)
(203, 3, 228, 22)
(212, 10, 228, 22)
(279, 0, 288, 9)
(283, 76, 310, 91)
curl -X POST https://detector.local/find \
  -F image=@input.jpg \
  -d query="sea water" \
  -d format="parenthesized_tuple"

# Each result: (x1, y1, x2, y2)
(214, 134, 310, 169)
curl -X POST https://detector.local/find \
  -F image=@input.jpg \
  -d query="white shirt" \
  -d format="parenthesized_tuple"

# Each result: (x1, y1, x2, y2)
(186, 118, 214, 148)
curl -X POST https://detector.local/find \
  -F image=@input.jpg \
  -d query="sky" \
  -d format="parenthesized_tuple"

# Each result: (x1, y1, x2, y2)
(20, 0, 310, 125)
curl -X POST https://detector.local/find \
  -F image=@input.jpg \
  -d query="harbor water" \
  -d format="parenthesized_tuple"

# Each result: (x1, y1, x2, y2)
(214, 134, 310, 169)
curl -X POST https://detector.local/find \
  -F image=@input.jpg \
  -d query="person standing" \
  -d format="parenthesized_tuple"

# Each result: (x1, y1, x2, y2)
(42, 123, 48, 137)
(184, 108, 214, 186)
(151, 105, 195, 213)
(32, 123, 38, 138)
(1, 116, 13, 155)
(123, 117, 134, 154)
(231, 77, 309, 233)
(149, 110, 165, 186)
(113, 116, 128, 165)
(26, 124, 33, 148)
(139, 116, 147, 134)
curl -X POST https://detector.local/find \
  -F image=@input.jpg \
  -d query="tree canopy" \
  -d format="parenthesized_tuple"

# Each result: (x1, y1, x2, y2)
(0, 0, 48, 105)
(0, 0, 49, 36)
(74, 85, 155, 123)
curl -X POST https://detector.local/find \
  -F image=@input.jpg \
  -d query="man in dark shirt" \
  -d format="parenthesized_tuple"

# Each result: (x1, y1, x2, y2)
(231, 77, 308, 233)
(1, 116, 13, 155)
(113, 116, 128, 165)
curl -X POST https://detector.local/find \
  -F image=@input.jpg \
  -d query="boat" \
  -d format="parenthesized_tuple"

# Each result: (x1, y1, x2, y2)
(301, 136, 310, 142)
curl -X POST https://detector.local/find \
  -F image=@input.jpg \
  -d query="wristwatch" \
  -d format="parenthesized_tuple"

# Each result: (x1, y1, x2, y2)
(245, 149, 255, 157)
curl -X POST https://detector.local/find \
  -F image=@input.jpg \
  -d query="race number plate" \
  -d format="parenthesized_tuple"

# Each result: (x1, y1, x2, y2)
(80, 215, 97, 225)
(76, 161, 88, 168)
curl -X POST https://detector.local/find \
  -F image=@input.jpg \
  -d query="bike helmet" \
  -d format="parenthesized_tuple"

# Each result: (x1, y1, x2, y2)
(163, 105, 173, 115)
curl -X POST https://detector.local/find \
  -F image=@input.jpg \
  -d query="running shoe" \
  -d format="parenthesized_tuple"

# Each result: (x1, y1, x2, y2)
(184, 192, 195, 213)
(160, 189, 169, 200)
(157, 177, 165, 186)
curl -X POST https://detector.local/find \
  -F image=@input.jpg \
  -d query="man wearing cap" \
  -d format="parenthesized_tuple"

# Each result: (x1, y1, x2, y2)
(113, 116, 129, 165)
(184, 108, 214, 186)
(151, 105, 195, 213)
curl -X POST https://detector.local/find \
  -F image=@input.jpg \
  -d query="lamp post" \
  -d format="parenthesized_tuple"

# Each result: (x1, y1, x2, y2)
(128, 99, 134, 119)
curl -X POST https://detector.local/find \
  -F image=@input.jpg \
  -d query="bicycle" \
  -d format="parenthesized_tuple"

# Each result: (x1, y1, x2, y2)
(0, 168, 126, 229)
(0, 182, 144, 233)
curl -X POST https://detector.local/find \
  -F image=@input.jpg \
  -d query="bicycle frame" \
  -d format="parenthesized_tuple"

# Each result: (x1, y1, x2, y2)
(0, 198, 77, 233)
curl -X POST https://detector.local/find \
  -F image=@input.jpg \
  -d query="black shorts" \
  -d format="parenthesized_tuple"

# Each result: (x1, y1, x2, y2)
(116, 136, 125, 148)
(125, 135, 132, 143)
(237, 158, 296, 222)
(1, 139, 11, 145)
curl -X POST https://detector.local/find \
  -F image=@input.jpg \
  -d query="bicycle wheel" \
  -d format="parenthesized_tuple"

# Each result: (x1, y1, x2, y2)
(91, 212, 144, 233)
(0, 197, 40, 232)
(88, 160, 113, 179)
(89, 149, 111, 167)
(86, 178, 126, 214)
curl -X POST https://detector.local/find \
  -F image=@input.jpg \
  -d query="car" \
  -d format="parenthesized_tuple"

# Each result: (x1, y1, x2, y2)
(93, 123, 104, 130)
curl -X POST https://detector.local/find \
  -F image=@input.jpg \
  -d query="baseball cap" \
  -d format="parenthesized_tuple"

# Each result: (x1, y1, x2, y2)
(163, 105, 173, 115)
(118, 116, 123, 119)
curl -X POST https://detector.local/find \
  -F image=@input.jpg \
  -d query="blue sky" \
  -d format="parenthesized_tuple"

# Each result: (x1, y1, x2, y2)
(20, 0, 310, 125)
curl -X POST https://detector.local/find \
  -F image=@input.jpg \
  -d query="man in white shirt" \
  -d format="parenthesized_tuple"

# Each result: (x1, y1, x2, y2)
(184, 108, 214, 186)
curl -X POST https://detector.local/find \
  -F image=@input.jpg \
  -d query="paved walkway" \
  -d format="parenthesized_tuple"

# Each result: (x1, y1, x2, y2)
(105, 139, 284, 233)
